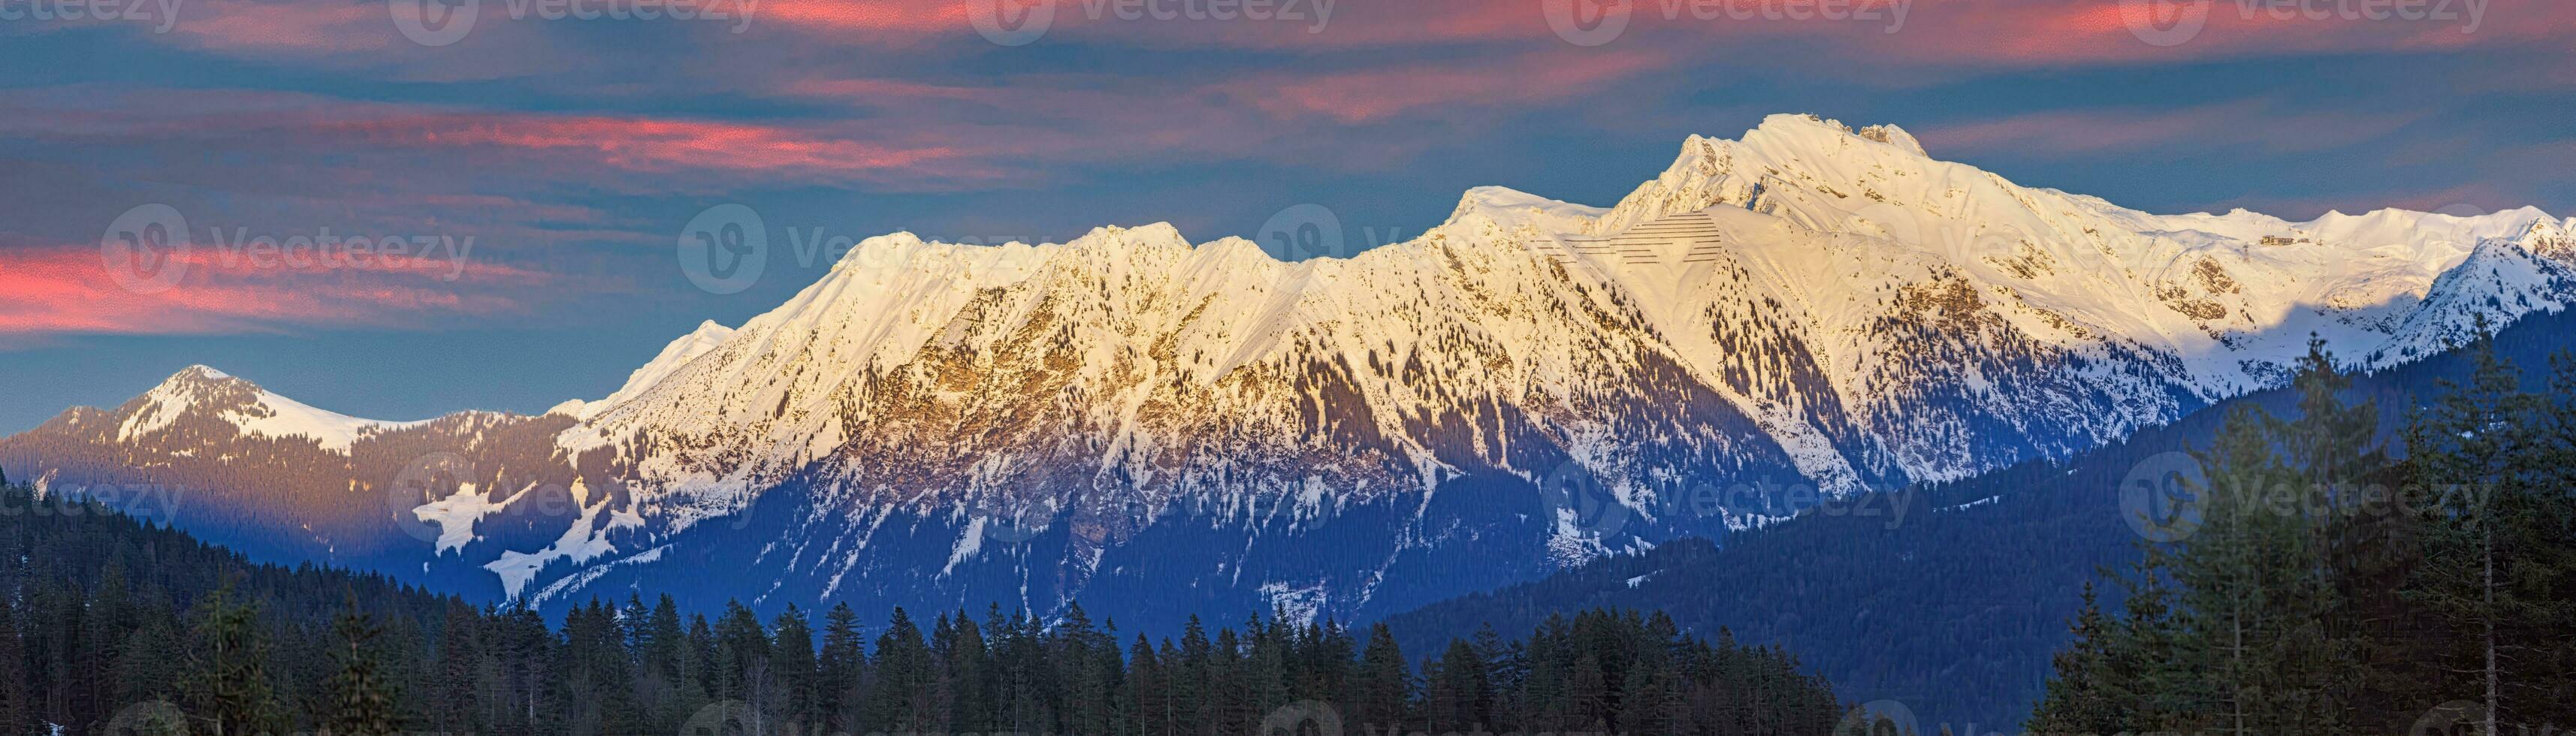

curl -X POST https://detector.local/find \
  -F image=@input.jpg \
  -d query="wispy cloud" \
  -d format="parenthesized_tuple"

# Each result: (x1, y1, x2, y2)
(0, 241, 557, 342)
(337, 113, 970, 179)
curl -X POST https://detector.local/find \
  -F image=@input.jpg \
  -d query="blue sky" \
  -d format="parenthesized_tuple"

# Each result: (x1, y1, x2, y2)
(4, 0, 2572, 432)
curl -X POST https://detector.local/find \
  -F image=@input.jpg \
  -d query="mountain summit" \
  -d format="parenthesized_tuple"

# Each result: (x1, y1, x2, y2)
(8, 114, 2570, 629)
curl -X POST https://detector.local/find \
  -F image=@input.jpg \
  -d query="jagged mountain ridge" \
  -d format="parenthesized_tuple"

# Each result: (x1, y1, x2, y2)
(5, 113, 2570, 627)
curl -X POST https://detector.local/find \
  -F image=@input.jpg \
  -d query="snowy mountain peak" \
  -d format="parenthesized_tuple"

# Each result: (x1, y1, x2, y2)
(2511, 216, 2573, 261)
(177, 364, 231, 381)
(112, 366, 422, 453)
(572, 319, 738, 421)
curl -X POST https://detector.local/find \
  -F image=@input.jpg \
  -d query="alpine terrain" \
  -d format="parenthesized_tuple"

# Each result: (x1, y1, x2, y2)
(8, 114, 2572, 631)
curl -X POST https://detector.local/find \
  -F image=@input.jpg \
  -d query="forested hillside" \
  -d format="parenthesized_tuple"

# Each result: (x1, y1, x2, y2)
(0, 472, 1853, 736)
(2029, 330, 2576, 734)
(1382, 309, 2576, 731)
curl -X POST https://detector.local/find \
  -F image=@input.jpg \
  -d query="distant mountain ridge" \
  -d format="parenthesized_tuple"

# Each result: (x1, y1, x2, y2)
(6, 113, 2570, 630)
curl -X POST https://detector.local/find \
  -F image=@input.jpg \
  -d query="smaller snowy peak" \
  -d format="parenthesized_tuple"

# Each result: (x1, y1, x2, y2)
(1445, 186, 1607, 236)
(579, 320, 736, 421)
(2371, 236, 2576, 364)
(116, 366, 424, 452)
(2510, 217, 2575, 264)
(1454, 185, 1606, 219)
(122, 366, 267, 442)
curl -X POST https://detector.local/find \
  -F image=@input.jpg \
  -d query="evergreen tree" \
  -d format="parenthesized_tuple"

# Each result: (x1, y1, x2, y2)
(862, 608, 936, 732)
(770, 605, 817, 731)
(1353, 623, 1410, 731)
(1422, 638, 1490, 732)
(2404, 326, 2576, 731)
(185, 584, 280, 736)
(324, 597, 400, 736)
(0, 596, 25, 736)
(2025, 581, 2117, 734)
(817, 602, 863, 733)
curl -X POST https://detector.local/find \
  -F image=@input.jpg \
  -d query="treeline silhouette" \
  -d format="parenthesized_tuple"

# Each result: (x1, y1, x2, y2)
(0, 467, 1849, 736)
(2030, 333, 2576, 734)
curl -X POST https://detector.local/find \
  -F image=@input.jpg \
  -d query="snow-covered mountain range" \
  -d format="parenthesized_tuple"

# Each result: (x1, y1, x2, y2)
(8, 114, 2571, 628)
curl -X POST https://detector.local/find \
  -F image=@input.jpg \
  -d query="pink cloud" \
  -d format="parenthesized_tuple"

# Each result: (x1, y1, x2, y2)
(1883, 0, 2576, 67)
(170, 0, 392, 53)
(758, 0, 978, 35)
(61, 0, 2576, 92)
(339, 113, 966, 179)
(0, 243, 556, 341)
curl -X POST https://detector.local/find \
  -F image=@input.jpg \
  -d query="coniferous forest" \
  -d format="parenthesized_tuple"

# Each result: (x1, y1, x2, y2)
(2029, 334, 2576, 735)
(17, 337, 2575, 736)
(0, 469, 1848, 736)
